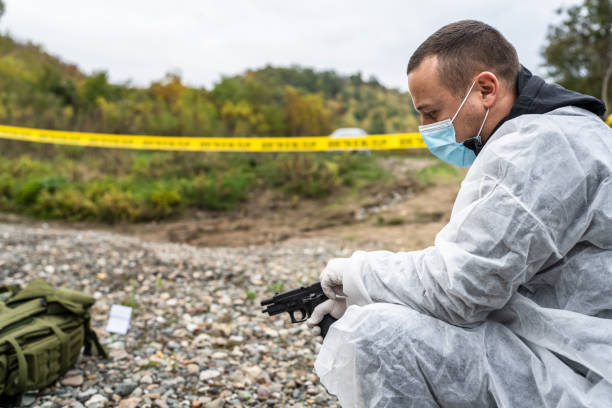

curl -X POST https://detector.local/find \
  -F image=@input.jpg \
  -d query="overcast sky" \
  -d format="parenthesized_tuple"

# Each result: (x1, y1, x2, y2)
(2, 1, 579, 92)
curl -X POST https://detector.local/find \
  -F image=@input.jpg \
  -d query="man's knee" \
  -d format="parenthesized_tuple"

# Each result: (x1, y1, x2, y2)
(344, 303, 496, 406)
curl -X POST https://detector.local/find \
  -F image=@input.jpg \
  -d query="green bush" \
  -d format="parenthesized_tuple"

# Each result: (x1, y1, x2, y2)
(182, 171, 253, 210)
(0, 173, 14, 199)
(14, 178, 43, 205)
(415, 161, 460, 186)
(256, 152, 389, 198)
(30, 188, 97, 221)
(149, 183, 182, 217)
(94, 188, 139, 223)
(10, 155, 53, 178)
(0, 149, 395, 223)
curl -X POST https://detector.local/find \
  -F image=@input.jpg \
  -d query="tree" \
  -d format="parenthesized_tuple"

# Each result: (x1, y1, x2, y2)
(283, 86, 332, 136)
(369, 110, 386, 134)
(0, 1, 5, 23)
(542, 0, 612, 116)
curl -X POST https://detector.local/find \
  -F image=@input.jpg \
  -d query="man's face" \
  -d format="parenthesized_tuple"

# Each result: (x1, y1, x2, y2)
(408, 55, 484, 143)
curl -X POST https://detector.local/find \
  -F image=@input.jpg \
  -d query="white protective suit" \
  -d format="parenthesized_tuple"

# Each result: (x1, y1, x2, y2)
(314, 105, 612, 407)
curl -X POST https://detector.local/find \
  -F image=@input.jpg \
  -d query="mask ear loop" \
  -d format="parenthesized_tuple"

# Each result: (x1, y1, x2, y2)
(476, 108, 490, 139)
(451, 80, 477, 123)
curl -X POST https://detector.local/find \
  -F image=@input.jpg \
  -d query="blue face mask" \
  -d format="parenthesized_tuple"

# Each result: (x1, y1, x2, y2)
(418, 80, 489, 167)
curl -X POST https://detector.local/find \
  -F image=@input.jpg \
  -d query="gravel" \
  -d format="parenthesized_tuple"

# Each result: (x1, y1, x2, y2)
(0, 222, 355, 407)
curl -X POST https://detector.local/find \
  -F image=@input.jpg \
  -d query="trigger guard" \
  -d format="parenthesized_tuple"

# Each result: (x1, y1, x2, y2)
(289, 309, 307, 323)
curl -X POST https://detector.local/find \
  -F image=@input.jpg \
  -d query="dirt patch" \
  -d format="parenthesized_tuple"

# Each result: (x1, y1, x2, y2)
(0, 178, 461, 252)
(0, 156, 464, 250)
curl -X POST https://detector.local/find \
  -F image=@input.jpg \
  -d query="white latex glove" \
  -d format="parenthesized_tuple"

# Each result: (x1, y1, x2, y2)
(320, 257, 352, 300)
(306, 298, 347, 340)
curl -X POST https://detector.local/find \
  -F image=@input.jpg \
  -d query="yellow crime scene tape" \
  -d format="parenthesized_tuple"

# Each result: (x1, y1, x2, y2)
(0, 124, 426, 152)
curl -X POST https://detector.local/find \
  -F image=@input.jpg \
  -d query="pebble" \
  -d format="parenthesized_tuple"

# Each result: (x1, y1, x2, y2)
(257, 385, 271, 400)
(61, 375, 84, 387)
(153, 398, 168, 408)
(186, 364, 200, 375)
(77, 388, 98, 401)
(244, 366, 263, 381)
(119, 397, 142, 408)
(21, 394, 36, 406)
(85, 394, 108, 408)
(140, 374, 153, 384)
(204, 398, 225, 408)
(115, 381, 138, 397)
(237, 390, 252, 401)
(199, 369, 221, 381)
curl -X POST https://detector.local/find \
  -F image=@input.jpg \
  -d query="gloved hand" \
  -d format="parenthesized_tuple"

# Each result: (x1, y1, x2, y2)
(320, 257, 352, 300)
(306, 298, 347, 340)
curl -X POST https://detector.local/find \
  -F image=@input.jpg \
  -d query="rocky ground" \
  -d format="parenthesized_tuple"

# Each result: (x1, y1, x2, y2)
(0, 222, 372, 408)
(0, 166, 459, 408)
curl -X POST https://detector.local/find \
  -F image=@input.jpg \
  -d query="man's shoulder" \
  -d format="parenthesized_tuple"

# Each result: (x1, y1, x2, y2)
(465, 106, 612, 190)
(482, 106, 609, 160)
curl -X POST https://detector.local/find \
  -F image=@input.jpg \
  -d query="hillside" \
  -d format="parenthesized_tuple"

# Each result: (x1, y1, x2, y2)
(0, 34, 420, 137)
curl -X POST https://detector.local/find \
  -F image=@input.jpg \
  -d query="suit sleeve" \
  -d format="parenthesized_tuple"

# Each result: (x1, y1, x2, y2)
(343, 123, 587, 325)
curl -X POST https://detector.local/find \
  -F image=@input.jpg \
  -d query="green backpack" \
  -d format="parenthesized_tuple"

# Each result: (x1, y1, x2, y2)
(0, 280, 107, 398)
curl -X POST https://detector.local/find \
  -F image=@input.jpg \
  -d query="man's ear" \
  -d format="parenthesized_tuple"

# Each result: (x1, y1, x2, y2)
(475, 72, 498, 108)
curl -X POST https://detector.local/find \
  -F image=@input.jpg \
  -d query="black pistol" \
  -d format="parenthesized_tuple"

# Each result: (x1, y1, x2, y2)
(261, 282, 337, 339)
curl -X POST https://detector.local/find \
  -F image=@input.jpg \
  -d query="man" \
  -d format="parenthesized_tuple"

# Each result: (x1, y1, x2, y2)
(306, 20, 612, 407)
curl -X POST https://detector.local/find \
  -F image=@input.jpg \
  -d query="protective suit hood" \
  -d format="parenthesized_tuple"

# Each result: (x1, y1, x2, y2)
(464, 65, 607, 155)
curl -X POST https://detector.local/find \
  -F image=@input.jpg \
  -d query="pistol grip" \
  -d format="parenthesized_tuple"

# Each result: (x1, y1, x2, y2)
(318, 314, 338, 339)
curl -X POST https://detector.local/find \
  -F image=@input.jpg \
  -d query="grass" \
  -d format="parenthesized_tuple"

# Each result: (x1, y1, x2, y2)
(0, 141, 461, 224)
(0, 140, 394, 223)
(120, 294, 140, 310)
(376, 215, 406, 226)
(414, 161, 462, 186)
(139, 361, 161, 370)
(267, 281, 284, 293)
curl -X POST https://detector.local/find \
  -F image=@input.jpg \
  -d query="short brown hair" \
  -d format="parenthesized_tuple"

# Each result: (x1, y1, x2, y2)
(407, 20, 520, 96)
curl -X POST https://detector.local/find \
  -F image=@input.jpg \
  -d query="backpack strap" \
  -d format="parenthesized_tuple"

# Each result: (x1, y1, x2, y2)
(0, 286, 20, 306)
(4, 337, 27, 394)
(4, 281, 52, 304)
(0, 286, 20, 298)
(83, 319, 108, 359)
(7, 281, 93, 316)
(31, 318, 71, 374)
(0, 299, 47, 332)
(43, 295, 85, 316)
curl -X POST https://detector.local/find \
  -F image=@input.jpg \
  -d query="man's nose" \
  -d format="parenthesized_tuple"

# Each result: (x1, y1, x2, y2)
(420, 114, 432, 126)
